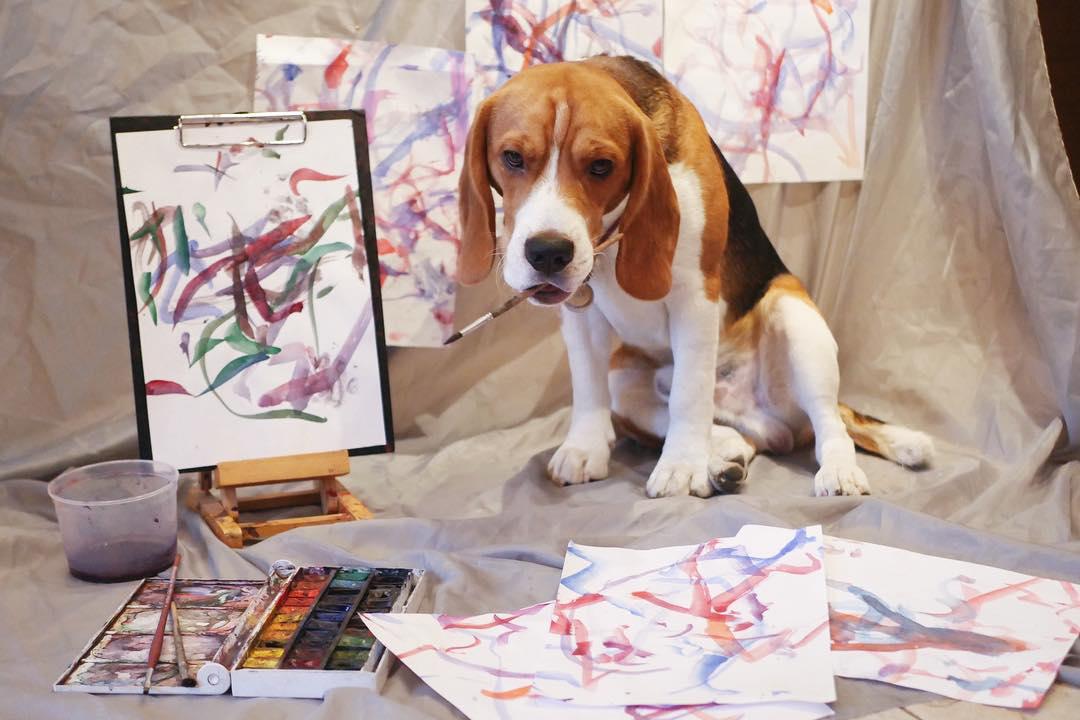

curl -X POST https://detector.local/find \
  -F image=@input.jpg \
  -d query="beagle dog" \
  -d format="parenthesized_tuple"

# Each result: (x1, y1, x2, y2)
(458, 56, 933, 497)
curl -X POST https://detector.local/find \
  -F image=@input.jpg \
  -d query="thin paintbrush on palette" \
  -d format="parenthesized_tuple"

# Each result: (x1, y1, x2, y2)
(54, 562, 427, 698)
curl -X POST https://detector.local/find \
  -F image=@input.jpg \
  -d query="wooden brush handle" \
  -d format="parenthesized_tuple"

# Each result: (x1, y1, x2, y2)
(145, 553, 182, 687)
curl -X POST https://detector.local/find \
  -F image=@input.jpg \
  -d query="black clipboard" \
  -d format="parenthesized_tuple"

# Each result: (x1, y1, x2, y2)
(109, 110, 394, 473)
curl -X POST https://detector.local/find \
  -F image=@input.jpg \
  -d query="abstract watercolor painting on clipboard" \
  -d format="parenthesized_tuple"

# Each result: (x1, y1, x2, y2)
(466, 0, 663, 97)
(665, 0, 870, 184)
(110, 112, 393, 472)
(254, 36, 476, 346)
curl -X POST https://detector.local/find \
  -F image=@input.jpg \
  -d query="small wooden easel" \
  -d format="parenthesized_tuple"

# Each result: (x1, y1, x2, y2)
(195, 449, 372, 548)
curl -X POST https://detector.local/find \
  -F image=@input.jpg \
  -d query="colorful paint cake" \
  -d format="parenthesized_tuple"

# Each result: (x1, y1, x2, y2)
(241, 567, 411, 672)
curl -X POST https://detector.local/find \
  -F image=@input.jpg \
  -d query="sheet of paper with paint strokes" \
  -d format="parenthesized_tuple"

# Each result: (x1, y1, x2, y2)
(532, 524, 836, 706)
(825, 536, 1080, 708)
(254, 35, 477, 346)
(362, 602, 834, 720)
(665, 0, 870, 184)
(466, 0, 663, 97)
(112, 114, 390, 471)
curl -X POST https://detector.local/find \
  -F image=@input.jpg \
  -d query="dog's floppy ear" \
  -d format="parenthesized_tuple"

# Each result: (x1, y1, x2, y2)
(615, 110, 679, 301)
(457, 98, 497, 285)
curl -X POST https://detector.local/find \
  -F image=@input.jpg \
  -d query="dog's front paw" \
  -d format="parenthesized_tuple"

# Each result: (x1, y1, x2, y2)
(646, 450, 711, 498)
(707, 426, 756, 493)
(548, 441, 610, 486)
(814, 460, 871, 496)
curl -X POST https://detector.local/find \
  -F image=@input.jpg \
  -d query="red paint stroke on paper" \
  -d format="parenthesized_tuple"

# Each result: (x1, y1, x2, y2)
(324, 46, 350, 89)
(172, 215, 310, 325)
(146, 380, 191, 396)
(289, 168, 345, 196)
(244, 261, 304, 323)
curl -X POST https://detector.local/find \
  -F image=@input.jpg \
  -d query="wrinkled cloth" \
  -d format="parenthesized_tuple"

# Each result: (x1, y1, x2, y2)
(1, 1, 1080, 718)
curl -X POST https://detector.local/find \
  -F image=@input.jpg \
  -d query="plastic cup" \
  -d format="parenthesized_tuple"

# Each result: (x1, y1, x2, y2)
(48, 459, 178, 582)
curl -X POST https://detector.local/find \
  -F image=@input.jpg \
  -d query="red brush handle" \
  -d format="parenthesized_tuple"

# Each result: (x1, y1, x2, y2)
(145, 553, 182, 679)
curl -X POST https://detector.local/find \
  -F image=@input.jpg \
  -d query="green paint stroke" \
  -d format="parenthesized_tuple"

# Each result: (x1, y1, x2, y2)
(138, 271, 158, 325)
(316, 285, 335, 299)
(173, 207, 191, 275)
(262, 148, 281, 159)
(224, 321, 280, 356)
(316, 196, 348, 234)
(189, 310, 233, 367)
(196, 338, 326, 423)
(121, 186, 141, 195)
(274, 124, 290, 141)
(199, 352, 269, 396)
(276, 241, 351, 303)
(193, 201, 211, 237)
(129, 215, 161, 244)
(308, 257, 323, 356)
(245, 408, 327, 422)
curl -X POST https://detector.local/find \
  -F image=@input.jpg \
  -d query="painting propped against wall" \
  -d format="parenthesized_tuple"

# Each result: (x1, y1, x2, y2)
(254, 36, 477, 346)
(666, 0, 870, 184)
(110, 111, 393, 472)
(466, 0, 664, 98)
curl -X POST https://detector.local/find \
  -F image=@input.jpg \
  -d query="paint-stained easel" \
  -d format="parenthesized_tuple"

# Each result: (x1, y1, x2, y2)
(196, 450, 372, 548)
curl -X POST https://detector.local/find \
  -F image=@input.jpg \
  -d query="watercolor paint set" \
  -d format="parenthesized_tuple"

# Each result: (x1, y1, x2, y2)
(54, 561, 427, 698)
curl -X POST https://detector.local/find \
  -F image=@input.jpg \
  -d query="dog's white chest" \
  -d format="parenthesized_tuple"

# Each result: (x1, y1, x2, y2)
(589, 262, 672, 358)
(586, 161, 710, 360)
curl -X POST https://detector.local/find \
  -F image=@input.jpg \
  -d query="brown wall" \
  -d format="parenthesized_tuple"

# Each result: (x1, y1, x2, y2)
(1037, 0, 1080, 176)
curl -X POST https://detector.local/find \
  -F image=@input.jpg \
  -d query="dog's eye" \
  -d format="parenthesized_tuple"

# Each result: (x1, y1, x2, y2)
(502, 150, 524, 170)
(588, 159, 613, 177)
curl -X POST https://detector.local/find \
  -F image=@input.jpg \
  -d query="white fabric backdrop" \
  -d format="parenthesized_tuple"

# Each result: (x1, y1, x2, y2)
(1, 3, 1080, 717)
(2, 0, 1077, 480)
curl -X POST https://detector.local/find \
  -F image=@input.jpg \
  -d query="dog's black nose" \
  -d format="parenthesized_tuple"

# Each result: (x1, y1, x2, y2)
(524, 235, 574, 275)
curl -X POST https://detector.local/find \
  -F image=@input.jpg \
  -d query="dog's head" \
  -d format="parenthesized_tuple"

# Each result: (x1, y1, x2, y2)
(458, 61, 679, 305)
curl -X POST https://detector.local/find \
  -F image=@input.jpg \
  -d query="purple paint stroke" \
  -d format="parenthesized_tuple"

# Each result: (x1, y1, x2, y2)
(189, 213, 271, 258)
(257, 300, 373, 410)
(173, 152, 237, 190)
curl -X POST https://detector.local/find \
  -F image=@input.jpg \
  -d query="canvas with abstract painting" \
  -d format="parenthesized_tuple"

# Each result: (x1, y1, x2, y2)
(466, 0, 663, 97)
(110, 112, 392, 471)
(254, 36, 476, 346)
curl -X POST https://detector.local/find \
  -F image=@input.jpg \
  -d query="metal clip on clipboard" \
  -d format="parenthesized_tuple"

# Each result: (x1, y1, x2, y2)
(176, 111, 307, 148)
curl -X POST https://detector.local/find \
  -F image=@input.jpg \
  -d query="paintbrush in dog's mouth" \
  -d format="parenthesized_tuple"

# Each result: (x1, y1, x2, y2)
(442, 286, 542, 345)
(442, 281, 592, 345)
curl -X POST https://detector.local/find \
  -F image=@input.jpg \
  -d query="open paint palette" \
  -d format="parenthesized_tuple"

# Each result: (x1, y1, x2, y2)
(54, 561, 427, 698)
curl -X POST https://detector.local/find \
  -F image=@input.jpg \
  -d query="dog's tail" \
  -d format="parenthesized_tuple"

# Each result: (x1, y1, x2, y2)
(839, 403, 935, 468)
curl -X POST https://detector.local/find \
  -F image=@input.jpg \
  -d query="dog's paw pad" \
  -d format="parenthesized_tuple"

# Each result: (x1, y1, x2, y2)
(647, 457, 709, 498)
(548, 443, 609, 487)
(814, 462, 871, 496)
(707, 461, 744, 494)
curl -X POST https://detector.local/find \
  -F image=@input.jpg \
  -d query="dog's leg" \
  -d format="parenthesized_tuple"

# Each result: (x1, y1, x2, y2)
(646, 365, 756, 494)
(609, 348, 667, 447)
(548, 305, 616, 486)
(646, 292, 721, 498)
(612, 367, 756, 494)
(773, 295, 870, 496)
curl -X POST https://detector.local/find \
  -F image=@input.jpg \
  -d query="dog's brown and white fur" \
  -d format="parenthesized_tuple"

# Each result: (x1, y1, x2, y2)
(458, 57, 933, 497)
